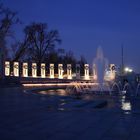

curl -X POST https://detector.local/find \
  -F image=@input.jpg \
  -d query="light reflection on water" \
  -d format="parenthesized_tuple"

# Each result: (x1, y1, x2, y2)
(37, 89, 69, 111)
(120, 96, 132, 114)
(121, 102, 131, 111)
(39, 89, 67, 96)
(37, 89, 131, 112)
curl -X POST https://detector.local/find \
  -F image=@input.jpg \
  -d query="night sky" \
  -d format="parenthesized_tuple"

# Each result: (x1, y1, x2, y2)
(3, 0, 140, 72)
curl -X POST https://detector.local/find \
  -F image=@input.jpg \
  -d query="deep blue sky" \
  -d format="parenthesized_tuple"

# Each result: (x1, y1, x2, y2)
(3, 0, 140, 72)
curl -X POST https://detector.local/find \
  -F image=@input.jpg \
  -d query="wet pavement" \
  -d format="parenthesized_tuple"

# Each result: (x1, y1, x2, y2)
(0, 87, 140, 140)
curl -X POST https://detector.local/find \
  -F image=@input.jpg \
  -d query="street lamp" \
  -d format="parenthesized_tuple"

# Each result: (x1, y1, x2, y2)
(124, 67, 133, 73)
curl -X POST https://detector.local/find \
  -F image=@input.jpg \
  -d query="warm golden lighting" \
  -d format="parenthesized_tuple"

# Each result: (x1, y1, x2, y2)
(32, 63, 37, 77)
(50, 64, 54, 78)
(23, 83, 71, 87)
(58, 64, 63, 79)
(23, 63, 28, 77)
(13, 62, 19, 77)
(67, 64, 72, 79)
(5, 61, 10, 76)
(41, 63, 45, 78)
(22, 82, 97, 87)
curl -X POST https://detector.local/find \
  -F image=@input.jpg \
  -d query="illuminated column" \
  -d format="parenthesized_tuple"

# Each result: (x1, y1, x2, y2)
(13, 62, 19, 77)
(5, 61, 10, 76)
(67, 64, 72, 79)
(58, 64, 63, 79)
(41, 63, 45, 78)
(110, 64, 115, 72)
(22, 63, 28, 77)
(76, 64, 80, 79)
(50, 64, 54, 78)
(84, 64, 89, 80)
(32, 63, 37, 77)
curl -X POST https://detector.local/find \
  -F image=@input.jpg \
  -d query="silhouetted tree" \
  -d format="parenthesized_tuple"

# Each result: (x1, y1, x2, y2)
(0, 3, 19, 77)
(0, 3, 20, 49)
(62, 50, 76, 72)
(78, 55, 87, 75)
(22, 22, 61, 75)
(11, 38, 29, 61)
(24, 22, 61, 63)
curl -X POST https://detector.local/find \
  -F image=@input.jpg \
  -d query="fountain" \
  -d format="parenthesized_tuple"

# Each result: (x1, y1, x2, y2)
(111, 82, 121, 94)
(66, 46, 120, 95)
(92, 46, 111, 93)
(93, 46, 108, 84)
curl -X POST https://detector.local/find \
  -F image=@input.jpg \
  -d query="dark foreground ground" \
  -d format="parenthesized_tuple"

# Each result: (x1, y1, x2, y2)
(0, 86, 140, 140)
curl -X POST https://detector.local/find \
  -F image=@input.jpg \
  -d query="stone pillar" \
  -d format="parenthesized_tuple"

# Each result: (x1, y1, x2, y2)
(109, 64, 116, 80)
(67, 64, 72, 79)
(41, 63, 45, 78)
(84, 64, 89, 80)
(50, 64, 54, 79)
(23, 63, 28, 77)
(13, 62, 19, 77)
(5, 61, 10, 76)
(110, 64, 115, 72)
(32, 63, 37, 77)
(76, 64, 80, 79)
(58, 64, 63, 79)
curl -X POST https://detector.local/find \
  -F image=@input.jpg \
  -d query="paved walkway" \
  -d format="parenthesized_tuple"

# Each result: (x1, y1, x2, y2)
(0, 87, 140, 140)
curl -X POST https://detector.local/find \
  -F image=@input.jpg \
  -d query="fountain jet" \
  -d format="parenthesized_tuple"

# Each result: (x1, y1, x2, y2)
(93, 46, 108, 84)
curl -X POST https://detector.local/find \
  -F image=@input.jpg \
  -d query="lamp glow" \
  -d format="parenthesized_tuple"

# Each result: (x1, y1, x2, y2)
(124, 67, 133, 73)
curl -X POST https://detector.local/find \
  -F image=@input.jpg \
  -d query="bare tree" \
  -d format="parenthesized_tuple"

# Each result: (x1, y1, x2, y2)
(24, 22, 61, 63)
(0, 3, 19, 77)
(78, 55, 87, 75)
(0, 3, 19, 42)
(11, 38, 28, 61)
